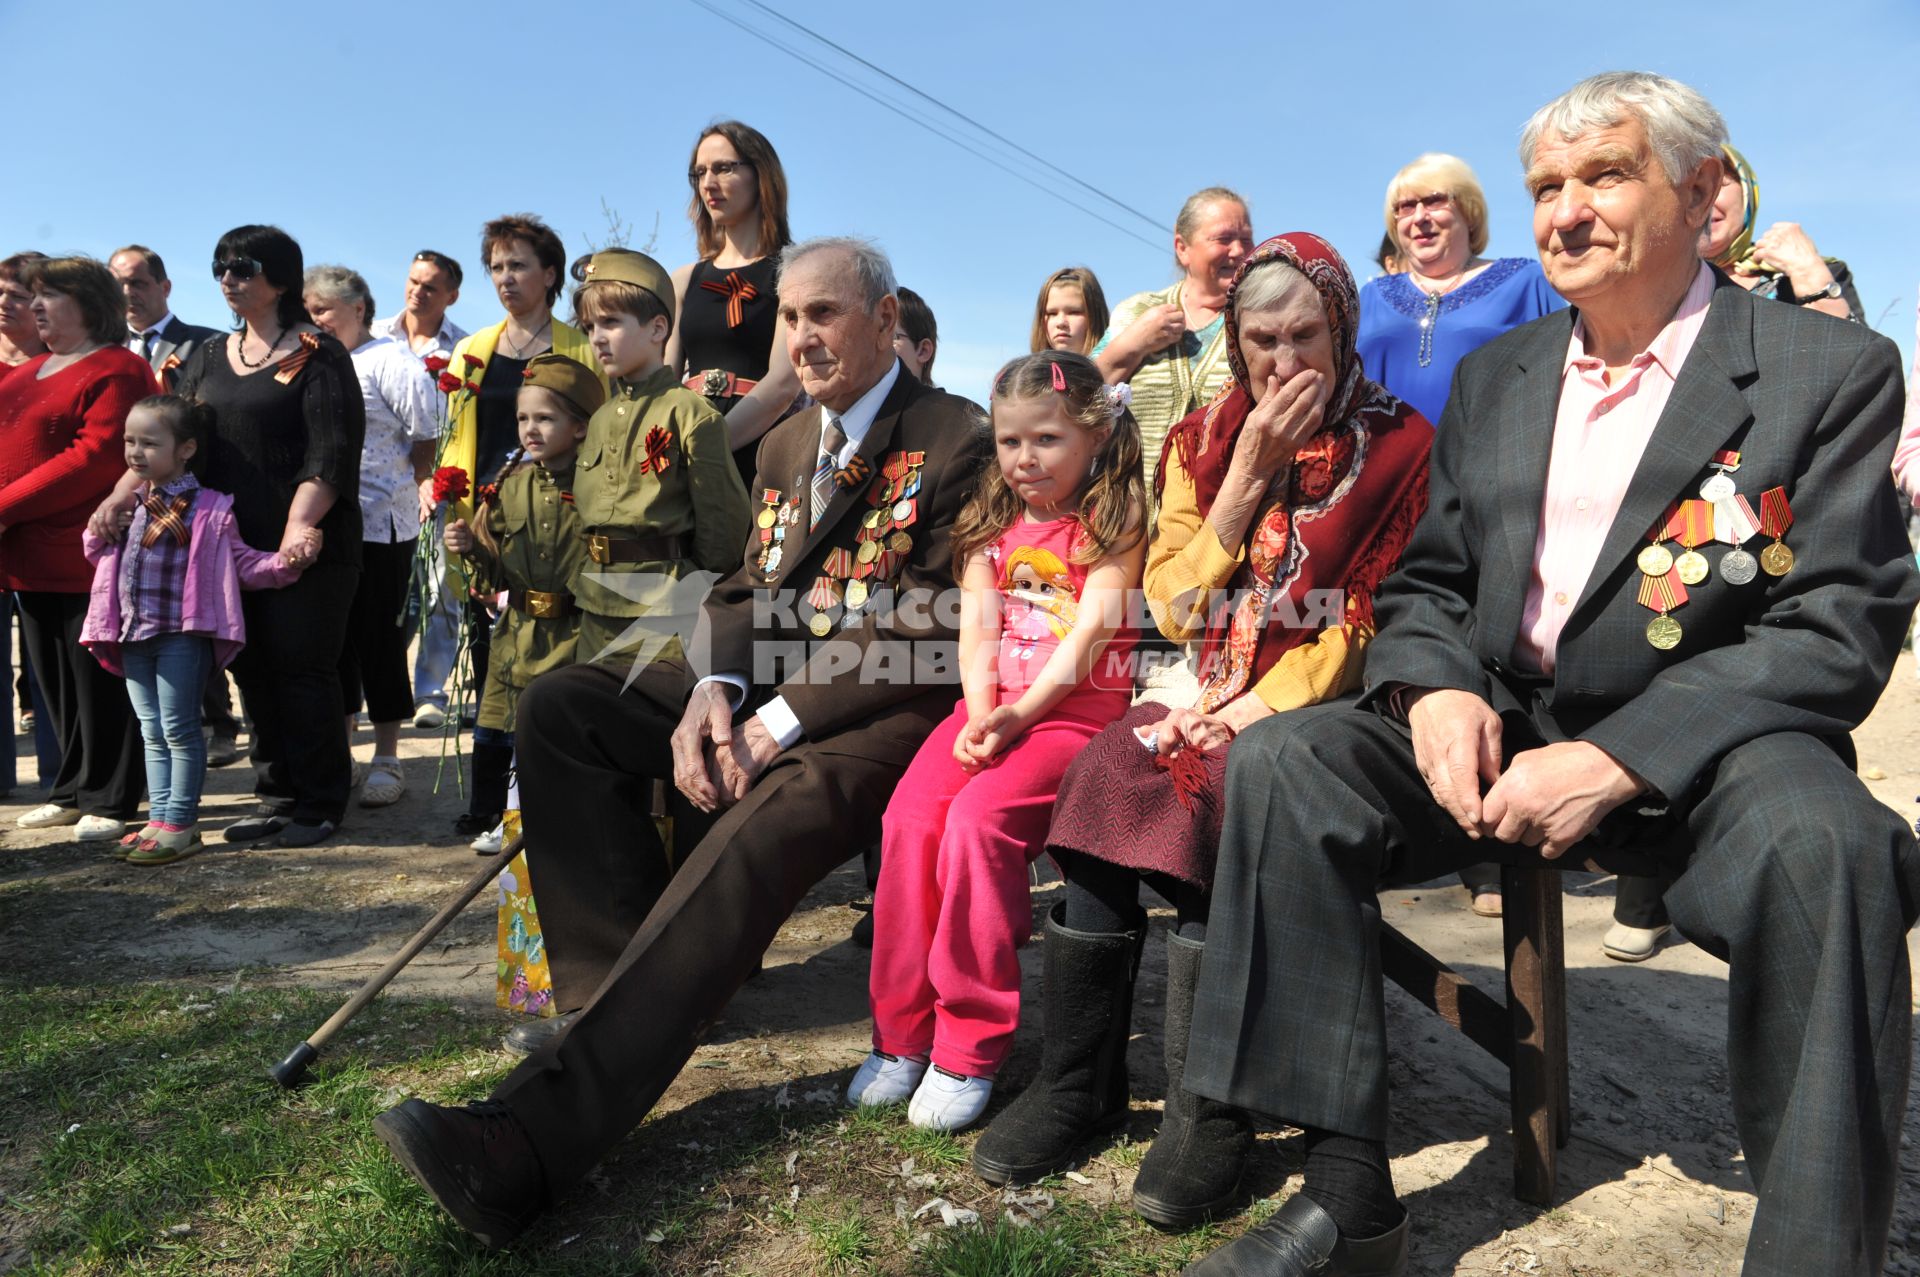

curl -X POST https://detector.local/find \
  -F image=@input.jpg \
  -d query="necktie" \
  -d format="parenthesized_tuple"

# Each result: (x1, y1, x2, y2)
(810, 417, 848, 530)
(136, 330, 155, 363)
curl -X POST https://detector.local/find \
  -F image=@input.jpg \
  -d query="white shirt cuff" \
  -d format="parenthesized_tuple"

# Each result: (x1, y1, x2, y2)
(694, 674, 748, 711)
(756, 695, 805, 750)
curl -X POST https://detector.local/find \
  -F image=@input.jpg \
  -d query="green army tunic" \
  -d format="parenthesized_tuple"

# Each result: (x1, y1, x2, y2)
(463, 459, 585, 733)
(569, 363, 752, 668)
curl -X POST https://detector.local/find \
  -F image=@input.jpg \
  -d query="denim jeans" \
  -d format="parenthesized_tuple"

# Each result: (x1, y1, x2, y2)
(122, 633, 214, 827)
(409, 527, 460, 712)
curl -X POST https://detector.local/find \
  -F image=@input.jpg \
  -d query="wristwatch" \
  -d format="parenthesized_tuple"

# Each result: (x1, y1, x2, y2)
(1800, 278, 1844, 303)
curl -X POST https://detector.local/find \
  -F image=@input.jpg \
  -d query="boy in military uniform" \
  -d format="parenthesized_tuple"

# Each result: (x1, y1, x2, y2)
(568, 249, 751, 670)
(444, 353, 605, 832)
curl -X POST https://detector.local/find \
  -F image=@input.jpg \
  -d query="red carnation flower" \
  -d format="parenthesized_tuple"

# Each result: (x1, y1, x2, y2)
(436, 371, 463, 394)
(423, 354, 451, 374)
(431, 466, 471, 505)
(462, 353, 484, 371)
(464, 381, 482, 394)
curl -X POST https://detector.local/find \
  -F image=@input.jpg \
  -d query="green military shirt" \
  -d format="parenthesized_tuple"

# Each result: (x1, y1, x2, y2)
(570, 364, 752, 622)
(462, 458, 584, 731)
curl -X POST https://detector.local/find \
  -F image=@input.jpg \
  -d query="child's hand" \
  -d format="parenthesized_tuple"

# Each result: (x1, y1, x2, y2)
(955, 705, 1027, 772)
(443, 518, 474, 554)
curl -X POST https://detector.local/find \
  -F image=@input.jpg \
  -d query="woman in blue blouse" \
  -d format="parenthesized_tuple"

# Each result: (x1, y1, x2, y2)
(1357, 153, 1563, 918)
(1357, 153, 1563, 429)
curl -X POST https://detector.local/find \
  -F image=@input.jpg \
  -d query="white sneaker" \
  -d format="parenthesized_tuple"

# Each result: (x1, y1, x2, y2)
(412, 703, 447, 730)
(18, 803, 81, 830)
(469, 821, 505, 854)
(1602, 922, 1672, 962)
(907, 1066, 993, 1132)
(75, 815, 127, 842)
(847, 1051, 928, 1108)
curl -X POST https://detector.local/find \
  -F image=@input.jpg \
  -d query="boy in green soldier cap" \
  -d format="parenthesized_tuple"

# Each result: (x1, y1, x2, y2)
(567, 249, 752, 671)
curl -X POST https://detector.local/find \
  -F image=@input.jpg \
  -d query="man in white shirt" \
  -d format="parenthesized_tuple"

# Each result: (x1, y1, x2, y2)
(375, 238, 989, 1248)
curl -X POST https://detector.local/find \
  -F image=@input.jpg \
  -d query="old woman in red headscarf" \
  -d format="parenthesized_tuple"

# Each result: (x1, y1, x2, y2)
(971, 232, 1433, 1226)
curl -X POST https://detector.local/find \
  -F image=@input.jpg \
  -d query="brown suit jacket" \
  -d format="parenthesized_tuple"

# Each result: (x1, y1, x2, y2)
(701, 361, 988, 753)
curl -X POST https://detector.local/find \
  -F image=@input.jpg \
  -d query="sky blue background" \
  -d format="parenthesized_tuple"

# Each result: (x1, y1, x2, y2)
(6, 0, 1915, 403)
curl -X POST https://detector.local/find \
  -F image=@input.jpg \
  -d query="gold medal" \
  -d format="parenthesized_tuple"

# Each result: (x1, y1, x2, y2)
(1636, 544, 1674, 577)
(808, 612, 832, 637)
(1674, 549, 1709, 586)
(845, 579, 869, 609)
(888, 531, 913, 554)
(756, 508, 777, 529)
(1645, 614, 1682, 650)
(856, 540, 880, 565)
(1760, 541, 1794, 576)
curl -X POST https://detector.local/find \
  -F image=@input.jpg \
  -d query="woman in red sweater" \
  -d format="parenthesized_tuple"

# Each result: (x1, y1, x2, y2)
(0, 256, 150, 839)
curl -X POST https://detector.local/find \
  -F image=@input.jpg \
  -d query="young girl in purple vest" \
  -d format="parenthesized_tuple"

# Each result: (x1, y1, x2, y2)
(81, 394, 302, 864)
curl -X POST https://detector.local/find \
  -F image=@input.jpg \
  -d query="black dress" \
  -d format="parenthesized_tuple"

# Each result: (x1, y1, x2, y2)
(472, 352, 530, 489)
(176, 333, 365, 826)
(678, 256, 779, 483)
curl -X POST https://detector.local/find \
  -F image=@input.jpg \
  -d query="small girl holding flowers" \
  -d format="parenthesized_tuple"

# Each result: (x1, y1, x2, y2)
(853, 351, 1146, 1131)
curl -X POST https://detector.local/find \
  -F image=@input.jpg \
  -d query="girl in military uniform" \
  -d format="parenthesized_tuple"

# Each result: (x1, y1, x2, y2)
(444, 353, 605, 846)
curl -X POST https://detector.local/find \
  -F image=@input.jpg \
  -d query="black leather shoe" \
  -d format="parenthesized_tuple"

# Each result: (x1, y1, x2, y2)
(503, 1010, 580, 1057)
(453, 810, 503, 838)
(207, 732, 243, 768)
(223, 807, 291, 843)
(849, 910, 875, 949)
(1182, 1195, 1408, 1276)
(374, 1098, 547, 1248)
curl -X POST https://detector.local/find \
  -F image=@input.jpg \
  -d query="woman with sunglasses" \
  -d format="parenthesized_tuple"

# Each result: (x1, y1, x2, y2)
(665, 120, 801, 484)
(1355, 153, 1562, 919)
(91, 226, 366, 848)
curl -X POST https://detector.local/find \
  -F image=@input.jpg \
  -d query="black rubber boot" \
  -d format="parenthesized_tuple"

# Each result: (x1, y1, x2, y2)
(972, 902, 1145, 1185)
(1132, 931, 1253, 1229)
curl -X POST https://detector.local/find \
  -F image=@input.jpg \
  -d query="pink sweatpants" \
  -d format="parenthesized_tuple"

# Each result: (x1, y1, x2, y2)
(869, 702, 1110, 1077)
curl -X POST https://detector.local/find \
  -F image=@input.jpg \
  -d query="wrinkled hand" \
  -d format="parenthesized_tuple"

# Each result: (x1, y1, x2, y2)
(278, 524, 322, 569)
(1408, 688, 1503, 838)
(715, 714, 782, 804)
(1147, 705, 1235, 756)
(954, 704, 1028, 773)
(670, 682, 735, 813)
(1228, 367, 1327, 481)
(89, 492, 138, 544)
(443, 518, 474, 555)
(1750, 222, 1831, 294)
(1125, 302, 1187, 358)
(1479, 741, 1644, 860)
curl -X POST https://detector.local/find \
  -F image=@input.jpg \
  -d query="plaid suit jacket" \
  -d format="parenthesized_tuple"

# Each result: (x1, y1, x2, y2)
(1362, 277, 1918, 802)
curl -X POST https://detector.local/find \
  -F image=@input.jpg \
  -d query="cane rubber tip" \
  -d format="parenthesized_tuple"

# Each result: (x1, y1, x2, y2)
(271, 1042, 318, 1088)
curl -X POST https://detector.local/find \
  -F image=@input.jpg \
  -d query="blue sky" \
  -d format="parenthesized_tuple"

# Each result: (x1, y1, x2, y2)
(6, 0, 1916, 403)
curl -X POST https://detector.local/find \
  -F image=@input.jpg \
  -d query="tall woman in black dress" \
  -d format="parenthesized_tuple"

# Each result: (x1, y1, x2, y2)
(96, 226, 365, 847)
(664, 120, 800, 483)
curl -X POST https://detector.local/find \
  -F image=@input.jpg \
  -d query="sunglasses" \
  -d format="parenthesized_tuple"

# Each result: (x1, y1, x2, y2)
(212, 256, 264, 281)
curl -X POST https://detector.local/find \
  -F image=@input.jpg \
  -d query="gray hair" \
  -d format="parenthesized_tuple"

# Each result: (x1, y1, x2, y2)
(1232, 259, 1310, 319)
(1173, 186, 1248, 272)
(1518, 71, 1727, 187)
(776, 236, 896, 311)
(303, 264, 375, 324)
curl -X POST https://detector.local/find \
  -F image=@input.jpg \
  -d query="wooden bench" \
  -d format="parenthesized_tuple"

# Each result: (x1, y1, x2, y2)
(1379, 857, 1646, 1206)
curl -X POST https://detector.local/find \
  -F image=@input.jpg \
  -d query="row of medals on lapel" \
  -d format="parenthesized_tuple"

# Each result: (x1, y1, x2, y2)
(1636, 451, 1794, 650)
(754, 451, 928, 637)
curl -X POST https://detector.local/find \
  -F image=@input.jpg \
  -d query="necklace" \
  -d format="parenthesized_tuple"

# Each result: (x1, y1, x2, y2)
(237, 324, 287, 369)
(501, 315, 552, 359)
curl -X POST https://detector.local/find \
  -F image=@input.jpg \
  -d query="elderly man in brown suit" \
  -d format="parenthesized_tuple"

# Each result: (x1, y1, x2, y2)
(374, 236, 986, 1246)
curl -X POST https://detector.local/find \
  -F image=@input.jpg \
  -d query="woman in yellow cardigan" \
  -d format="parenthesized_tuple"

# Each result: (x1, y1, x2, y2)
(442, 214, 606, 843)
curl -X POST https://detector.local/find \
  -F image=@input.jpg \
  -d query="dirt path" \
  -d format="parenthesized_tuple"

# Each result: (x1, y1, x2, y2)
(6, 656, 1920, 1274)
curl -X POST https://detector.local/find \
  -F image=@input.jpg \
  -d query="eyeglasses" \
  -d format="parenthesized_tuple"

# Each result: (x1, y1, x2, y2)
(212, 257, 263, 281)
(1391, 192, 1452, 220)
(687, 159, 751, 186)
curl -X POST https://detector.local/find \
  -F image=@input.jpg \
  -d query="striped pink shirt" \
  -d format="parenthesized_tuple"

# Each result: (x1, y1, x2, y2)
(1514, 263, 1716, 674)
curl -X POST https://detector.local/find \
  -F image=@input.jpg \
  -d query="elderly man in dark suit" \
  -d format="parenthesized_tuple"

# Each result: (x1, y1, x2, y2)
(1179, 72, 1918, 1277)
(374, 236, 985, 1245)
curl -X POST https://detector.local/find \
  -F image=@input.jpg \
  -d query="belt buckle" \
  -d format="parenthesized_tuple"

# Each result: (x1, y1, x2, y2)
(587, 533, 611, 564)
(527, 592, 558, 619)
(700, 368, 730, 398)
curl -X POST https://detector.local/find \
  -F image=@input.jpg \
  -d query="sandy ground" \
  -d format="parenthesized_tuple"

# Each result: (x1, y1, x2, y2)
(6, 654, 1920, 1274)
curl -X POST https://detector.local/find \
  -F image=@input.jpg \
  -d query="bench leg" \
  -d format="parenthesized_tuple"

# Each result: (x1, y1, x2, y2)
(1503, 862, 1567, 1205)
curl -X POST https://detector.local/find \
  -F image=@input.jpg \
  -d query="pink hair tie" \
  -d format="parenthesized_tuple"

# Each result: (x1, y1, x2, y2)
(1050, 360, 1067, 392)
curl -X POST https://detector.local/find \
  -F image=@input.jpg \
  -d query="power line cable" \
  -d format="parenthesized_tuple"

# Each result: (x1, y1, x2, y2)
(741, 0, 1167, 237)
(684, 0, 1169, 254)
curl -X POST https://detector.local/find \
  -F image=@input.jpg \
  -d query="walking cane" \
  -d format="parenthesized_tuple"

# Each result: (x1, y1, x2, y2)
(270, 834, 523, 1088)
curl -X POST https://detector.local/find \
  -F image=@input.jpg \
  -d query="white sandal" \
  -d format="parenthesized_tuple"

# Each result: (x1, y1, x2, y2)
(359, 759, 406, 807)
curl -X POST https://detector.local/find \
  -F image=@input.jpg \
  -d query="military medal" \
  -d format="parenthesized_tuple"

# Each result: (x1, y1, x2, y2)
(1636, 568, 1688, 650)
(765, 546, 783, 574)
(807, 575, 840, 636)
(856, 539, 881, 565)
(1637, 507, 1676, 579)
(888, 530, 913, 554)
(1719, 548, 1758, 585)
(1673, 499, 1712, 586)
(1758, 487, 1794, 576)
(845, 579, 869, 609)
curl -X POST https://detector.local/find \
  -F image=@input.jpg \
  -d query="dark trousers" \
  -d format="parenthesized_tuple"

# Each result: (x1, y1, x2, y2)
(494, 661, 940, 1192)
(338, 540, 415, 724)
(1613, 870, 1675, 928)
(1186, 697, 1916, 1277)
(229, 561, 357, 824)
(202, 669, 240, 738)
(14, 590, 142, 818)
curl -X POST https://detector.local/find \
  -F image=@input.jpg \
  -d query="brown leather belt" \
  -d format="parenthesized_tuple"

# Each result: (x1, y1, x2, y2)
(585, 531, 690, 565)
(686, 369, 759, 399)
(509, 587, 574, 619)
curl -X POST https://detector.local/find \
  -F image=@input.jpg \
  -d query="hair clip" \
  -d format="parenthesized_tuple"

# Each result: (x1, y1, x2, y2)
(1050, 360, 1067, 393)
(1104, 382, 1132, 421)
